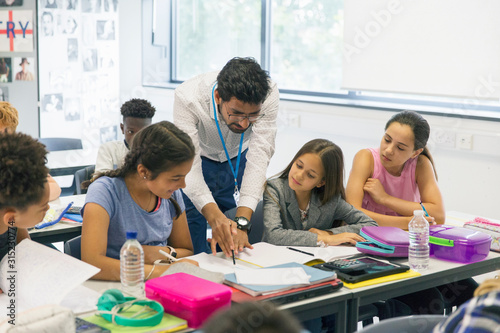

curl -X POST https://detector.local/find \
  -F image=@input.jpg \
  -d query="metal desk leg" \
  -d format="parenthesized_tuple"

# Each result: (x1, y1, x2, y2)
(347, 297, 360, 333)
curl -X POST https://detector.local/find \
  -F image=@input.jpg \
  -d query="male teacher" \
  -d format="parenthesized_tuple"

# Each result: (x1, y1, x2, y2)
(174, 57, 279, 255)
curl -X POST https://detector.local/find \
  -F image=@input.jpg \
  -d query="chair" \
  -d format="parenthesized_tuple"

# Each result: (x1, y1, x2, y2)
(39, 137, 86, 196)
(224, 201, 264, 244)
(38, 137, 83, 151)
(64, 235, 81, 260)
(74, 165, 95, 194)
(356, 314, 445, 332)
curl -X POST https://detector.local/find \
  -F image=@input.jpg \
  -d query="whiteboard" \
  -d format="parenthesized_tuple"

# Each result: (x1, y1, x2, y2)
(342, 0, 500, 100)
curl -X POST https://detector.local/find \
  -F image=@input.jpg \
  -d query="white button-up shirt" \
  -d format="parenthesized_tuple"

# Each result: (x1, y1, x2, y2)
(174, 71, 279, 213)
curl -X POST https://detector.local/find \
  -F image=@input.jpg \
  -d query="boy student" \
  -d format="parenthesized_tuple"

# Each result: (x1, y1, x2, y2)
(0, 132, 51, 288)
(0, 101, 61, 201)
(174, 57, 279, 256)
(95, 98, 156, 173)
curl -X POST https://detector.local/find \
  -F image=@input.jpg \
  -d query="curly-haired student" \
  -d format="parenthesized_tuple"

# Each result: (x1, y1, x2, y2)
(95, 98, 156, 173)
(0, 132, 51, 273)
(0, 101, 61, 201)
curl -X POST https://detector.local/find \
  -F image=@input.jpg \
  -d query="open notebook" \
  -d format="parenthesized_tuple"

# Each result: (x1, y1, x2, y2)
(235, 242, 361, 267)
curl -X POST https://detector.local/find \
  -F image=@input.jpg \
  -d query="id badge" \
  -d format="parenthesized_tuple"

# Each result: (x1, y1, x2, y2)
(233, 188, 240, 205)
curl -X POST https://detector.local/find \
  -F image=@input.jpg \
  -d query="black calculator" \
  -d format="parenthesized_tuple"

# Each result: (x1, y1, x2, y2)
(323, 258, 376, 272)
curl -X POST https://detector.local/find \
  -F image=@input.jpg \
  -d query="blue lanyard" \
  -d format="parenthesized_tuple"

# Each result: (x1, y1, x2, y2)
(212, 84, 244, 191)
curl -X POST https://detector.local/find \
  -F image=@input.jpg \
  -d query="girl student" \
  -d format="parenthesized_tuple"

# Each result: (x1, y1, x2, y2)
(346, 110, 475, 314)
(0, 132, 51, 287)
(346, 110, 445, 228)
(262, 139, 377, 247)
(81, 121, 198, 281)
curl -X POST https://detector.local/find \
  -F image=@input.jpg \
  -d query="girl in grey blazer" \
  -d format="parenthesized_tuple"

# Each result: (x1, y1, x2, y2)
(263, 139, 377, 247)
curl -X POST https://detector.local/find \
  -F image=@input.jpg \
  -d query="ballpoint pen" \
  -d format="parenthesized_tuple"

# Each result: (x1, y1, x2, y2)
(287, 247, 314, 256)
(420, 202, 430, 217)
(159, 249, 178, 262)
(232, 250, 235, 265)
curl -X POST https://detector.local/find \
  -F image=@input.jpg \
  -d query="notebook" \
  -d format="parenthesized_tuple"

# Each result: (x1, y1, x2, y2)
(224, 262, 337, 296)
(230, 279, 344, 305)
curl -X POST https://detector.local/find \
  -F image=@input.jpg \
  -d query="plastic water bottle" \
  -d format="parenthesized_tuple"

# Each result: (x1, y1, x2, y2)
(408, 210, 429, 271)
(120, 231, 144, 297)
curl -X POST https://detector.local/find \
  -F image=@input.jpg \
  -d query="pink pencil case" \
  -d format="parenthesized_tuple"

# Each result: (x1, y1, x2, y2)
(356, 226, 409, 257)
(463, 217, 500, 252)
(429, 225, 491, 263)
(145, 272, 232, 328)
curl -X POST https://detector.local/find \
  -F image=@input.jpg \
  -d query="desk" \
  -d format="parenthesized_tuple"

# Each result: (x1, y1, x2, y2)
(345, 251, 500, 332)
(29, 194, 85, 243)
(280, 288, 351, 332)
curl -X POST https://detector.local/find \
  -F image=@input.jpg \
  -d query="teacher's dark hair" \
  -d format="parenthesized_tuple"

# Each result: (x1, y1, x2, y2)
(217, 57, 270, 105)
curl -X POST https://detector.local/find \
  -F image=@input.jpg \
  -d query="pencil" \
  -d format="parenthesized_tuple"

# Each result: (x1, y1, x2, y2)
(232, 250, 235, 265)
(420, 202, 430, 217)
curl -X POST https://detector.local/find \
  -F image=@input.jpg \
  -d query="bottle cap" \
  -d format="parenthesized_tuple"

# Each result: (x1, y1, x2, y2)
(126, 231, 138, 239)
(413, 210, 425, 216)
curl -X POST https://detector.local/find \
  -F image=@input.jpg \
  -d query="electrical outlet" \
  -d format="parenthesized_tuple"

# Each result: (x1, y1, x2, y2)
(456, 133, 473, 150)
(433, 130, 455, 148)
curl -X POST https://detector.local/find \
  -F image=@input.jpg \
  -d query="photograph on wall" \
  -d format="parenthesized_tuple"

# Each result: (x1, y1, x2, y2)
(0, 87, 8, 101)
(66, 0, 77, 10)
(0, 0, 24, 6)
(0, 58, 11, 82)
(82, 0, 101, 13)
(67, 38, 78, 62)
(42, 0, 58, 8)
(64, 97, 81, 121)
(100, 125, 117, 143)
(59, 13, 78, 35)
(42, 93, 63, 112)
(96, 20, 115, 40)
(0, 10, 33, 52)
(14, 57, 34, 81)
(41, 11, 55, 37)
(82, 48, 97, 72)
(102, 0, 117, 12)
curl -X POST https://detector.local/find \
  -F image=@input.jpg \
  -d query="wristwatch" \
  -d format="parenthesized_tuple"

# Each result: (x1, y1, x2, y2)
(234, 216, 252, 233)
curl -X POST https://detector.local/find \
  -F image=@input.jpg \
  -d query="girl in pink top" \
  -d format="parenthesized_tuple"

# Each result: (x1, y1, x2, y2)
(346, 110, 445, 229)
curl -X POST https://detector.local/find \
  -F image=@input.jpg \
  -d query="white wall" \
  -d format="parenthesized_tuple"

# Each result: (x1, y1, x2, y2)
(119, 2, 500, 220)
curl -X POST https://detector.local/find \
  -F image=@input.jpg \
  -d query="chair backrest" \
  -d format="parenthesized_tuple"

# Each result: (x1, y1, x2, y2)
(224, 201, 264, 244)
(75, 165, 95, 195)
(39, 137, 83, 152)
(358, 315, 445, 333)
(64, 235, 82, 260)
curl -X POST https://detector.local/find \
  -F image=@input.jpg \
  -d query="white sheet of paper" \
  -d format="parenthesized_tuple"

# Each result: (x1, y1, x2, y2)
(186, 252, 254, 275)
(235, 267, 311, 286)
(0, 239, 100, 312)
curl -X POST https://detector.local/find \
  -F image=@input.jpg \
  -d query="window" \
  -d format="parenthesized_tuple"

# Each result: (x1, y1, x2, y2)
(143, 0, 500, 119)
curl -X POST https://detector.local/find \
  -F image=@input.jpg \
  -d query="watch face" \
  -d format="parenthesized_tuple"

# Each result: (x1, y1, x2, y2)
(236, 217, 249, 227)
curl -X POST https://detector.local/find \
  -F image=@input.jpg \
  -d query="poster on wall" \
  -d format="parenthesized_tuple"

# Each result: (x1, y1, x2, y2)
(0, 10, 33, 52)
(38, 0, 119, 150)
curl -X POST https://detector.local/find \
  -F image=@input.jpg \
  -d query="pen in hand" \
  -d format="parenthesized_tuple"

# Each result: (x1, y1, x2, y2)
(419, 202, 430, 217)
(232, 250, 235, 265)
(159, 249, 178, 262)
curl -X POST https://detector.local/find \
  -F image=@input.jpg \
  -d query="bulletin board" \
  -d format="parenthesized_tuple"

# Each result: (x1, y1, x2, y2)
(38, 0, 120, 149)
